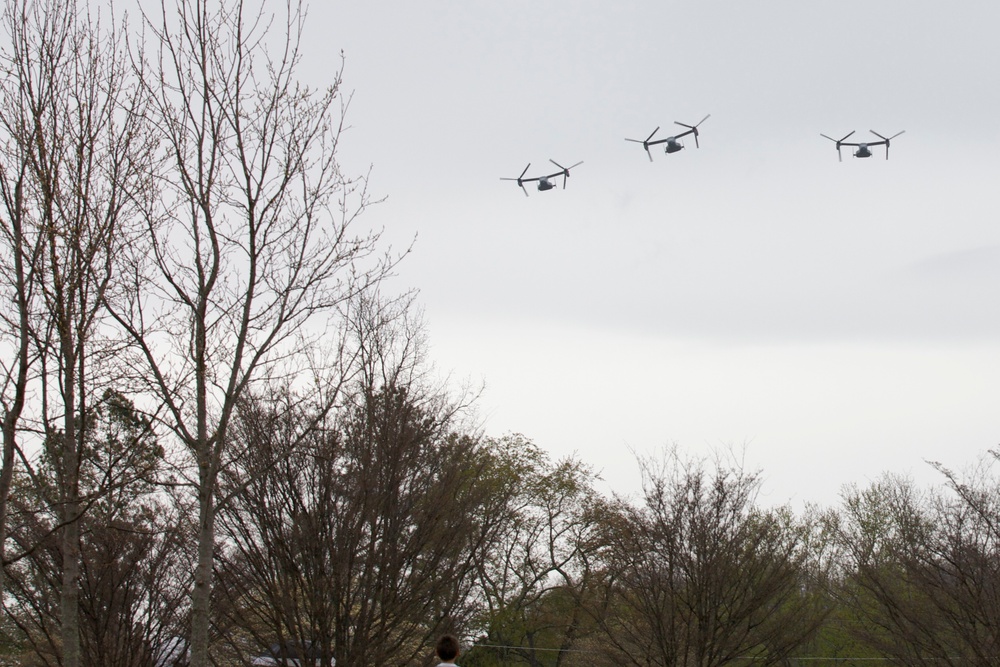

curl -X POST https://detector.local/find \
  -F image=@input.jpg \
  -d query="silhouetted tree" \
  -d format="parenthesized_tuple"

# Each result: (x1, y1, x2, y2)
(465, 437, 607, 667)
(598, 450, 826, 667)
(837, 463, 1000, 667)
(108, 1, 394, 664)
(5, 391, 191, 667)
(0, 2, 154, 664)
(215, 294, 486, 667)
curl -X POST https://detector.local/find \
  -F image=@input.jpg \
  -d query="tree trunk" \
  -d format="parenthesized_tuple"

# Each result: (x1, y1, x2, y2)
(60, 494, 81, 667)
(0, 233, 29, 604)
(0, 422, 15, 604)
(190, 483, 215, 666)
(60, 354, 81, 667)
(0, 179, 31, 606)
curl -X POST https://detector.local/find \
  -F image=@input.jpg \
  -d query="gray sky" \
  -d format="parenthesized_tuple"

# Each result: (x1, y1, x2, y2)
(307, 0, 1000, 507)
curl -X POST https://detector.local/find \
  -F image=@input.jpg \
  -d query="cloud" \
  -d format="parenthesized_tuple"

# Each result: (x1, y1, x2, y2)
(901, 244, 1000, 281)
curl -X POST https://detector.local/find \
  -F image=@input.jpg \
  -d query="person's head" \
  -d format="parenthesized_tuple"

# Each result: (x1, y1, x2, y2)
(435, 634, 460, 662)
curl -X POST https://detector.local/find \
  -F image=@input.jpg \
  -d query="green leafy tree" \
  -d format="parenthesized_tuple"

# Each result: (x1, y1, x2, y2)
(790, 505, 881, 665)
(464, 436, 607, 667)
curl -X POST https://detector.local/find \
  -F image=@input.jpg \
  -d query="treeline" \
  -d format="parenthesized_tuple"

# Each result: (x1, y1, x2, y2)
(0, 0, 998, 666)
(6, 356, 1000, 667)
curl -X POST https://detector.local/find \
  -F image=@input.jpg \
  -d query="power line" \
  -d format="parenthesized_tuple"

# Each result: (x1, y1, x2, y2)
(471, 644, 904, 661)
(473, 643, 592, 654)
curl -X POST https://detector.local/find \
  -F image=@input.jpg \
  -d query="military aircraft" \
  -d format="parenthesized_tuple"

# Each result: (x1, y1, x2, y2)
(626, 114, 711, 161)
(501, 159, 584, 196)
(821, 129, 905, 161)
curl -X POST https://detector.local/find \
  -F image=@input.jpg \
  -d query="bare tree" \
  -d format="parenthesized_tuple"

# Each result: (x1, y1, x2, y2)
(0, 2, 154, 665)
(598, 450, 826, 667)
(214, 294, 490, 667)
(837, 463, 1000, 667)
(4, 390, 192, 667)
(109, 1, 393, 663)
(216, 388, 490, 667)
(0, 0, 44, 609)
(835, 476, 938, 666)
(929, 455, 1000, 663)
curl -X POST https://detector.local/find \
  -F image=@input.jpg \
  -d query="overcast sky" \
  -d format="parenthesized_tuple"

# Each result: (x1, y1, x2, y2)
(305, 0, 1000, 507)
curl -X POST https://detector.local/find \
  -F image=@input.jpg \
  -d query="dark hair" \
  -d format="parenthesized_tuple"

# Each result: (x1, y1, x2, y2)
(436, 634, 460, 661)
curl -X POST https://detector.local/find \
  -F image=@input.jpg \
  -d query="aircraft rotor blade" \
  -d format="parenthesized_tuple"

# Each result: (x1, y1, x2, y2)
(503, 163, 532, 191)
(889, 130, 904, 160)
(870, 130, 905, 141)
(547, 159, 582, 187)
(549, 159, 583, 173)
(646, 126, 660, 143)
(839, 130, 855, 143)
(674, 114, 710, 130)
(627, 138, 654, 159)
(870, 130, 904, 159)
